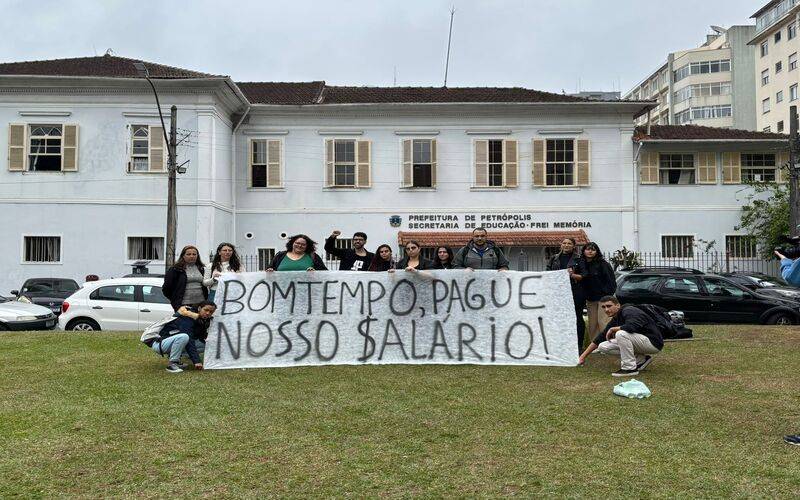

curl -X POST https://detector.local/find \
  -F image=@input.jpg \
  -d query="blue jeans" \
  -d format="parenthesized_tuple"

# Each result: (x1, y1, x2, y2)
(153, 333, 190, 363)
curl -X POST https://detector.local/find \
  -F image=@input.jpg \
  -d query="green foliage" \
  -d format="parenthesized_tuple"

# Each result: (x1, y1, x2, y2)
(737, 181, 789, 259)
(609, 246, 641, 270)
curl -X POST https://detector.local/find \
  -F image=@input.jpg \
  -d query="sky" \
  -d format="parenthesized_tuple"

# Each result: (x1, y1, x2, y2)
(0, 0, 762, 94)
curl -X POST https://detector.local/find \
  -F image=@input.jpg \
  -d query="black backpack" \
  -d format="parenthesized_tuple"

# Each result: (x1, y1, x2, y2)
(633, 303, 693, 340)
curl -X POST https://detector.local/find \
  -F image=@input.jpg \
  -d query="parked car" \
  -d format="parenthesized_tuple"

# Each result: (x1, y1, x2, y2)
(719, 272, 800, 301)
(616, 269, 800, 325)
(58, 277, 173, 331)
(0, 294, 57, 331)
(10, 278, 80, 316)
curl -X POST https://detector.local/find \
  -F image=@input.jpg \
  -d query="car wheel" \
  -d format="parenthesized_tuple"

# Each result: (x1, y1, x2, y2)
(66, 318, 101, 331)
(767, 312, 795, 326)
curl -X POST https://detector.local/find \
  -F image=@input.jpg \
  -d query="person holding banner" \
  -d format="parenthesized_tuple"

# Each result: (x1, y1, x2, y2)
(579, 242, 616, 342)
(396, 240, 434, 271)
(547, 237, 587, 350)
(141, 300, 217, 373)
(162, 245, 208, 311)
(432, 246, 455, 269)
(368, 244, 396, 271)
(267, 234, 328, 272)
(325, 231, 374, 271)
(578, 296, 663, 377)
(452, 228, 509, 271)
(204, 242, 245, 302)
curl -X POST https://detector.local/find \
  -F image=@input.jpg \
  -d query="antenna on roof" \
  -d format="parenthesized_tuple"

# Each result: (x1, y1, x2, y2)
(92, 44, 98, 56)
(443, 6, 455, 87)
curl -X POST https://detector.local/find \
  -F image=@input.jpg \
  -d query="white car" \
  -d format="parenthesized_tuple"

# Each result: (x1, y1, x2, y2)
(0, 296, 57, 331)
(58, 277, 174, 331)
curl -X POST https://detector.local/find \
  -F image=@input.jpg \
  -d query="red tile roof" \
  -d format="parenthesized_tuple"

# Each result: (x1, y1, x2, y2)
(236, 82, 609, 105)
(0, 55, 217, 79)
(634, 125, 788, 141)
(397, 230, 589, 247)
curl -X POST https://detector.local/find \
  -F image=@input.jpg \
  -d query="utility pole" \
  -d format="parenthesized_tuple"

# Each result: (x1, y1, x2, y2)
(166, 105, 178, 267)
(790, 105, 800, 237)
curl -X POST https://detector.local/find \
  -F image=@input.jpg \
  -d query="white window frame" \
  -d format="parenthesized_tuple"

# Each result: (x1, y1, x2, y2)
(789, 22, 797, 40)
(128, 124, 151, 173)
(125, 235, 165, 264)
(332, 138, 357, 188)
(761, 40, 769, 57)
(789, 52, 797, 71)
(741, 153, 778, 183)
(27, 124, 63, 172)
(661, 234, 696, 258)
(777, 90, 784, 103)
(776, 61, 783, 74)
(761, 69, 770, 86)
(544, 138, 577, 187)
(658, 153, 696, 185)
(411, 138, 434, 188)
(762, 98, 771, 114)
(790, 84, 798, 101)
(249, 137, 285, 189)
(257, 247, 276, 271)
(21, 234, 63, 265)
(725, 235, 757, 258)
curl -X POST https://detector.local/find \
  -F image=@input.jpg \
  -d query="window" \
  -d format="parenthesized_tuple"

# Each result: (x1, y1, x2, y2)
(326, 238, 352, 261)
(334, 140, 356, 187)
(775, 30, 782, 43)
(790, 52, 797, 71)
(90, 285, 135, 302)
(741, 153, 777, 182)
(673, 82, 732, 103)
(251, 140, 267, 187)
(703, 277, 747, 298)
(619, 275, 661, 293)
(662, 235, 695, 258)
(412, 139, 433, 188)
(257, 248, 276, 271)
(789, 22, 797, 40)
(764, 126, 772, 132)
(761, 41, 769, 57)
(488, 140, 504, 187)
(127, 237, 164, 261)
(762, 69, 770, 86)
(673, 59, 731, 82)
(545, 139, 575, 186)
(725, 235, 757, 258)
(762, 98, 771, 114)
(791, 84, 798, 101)
(776, 61, 783, 73)
(23, 236, 61, 263)
(28, 125, 62, 171)
(141, 285, 170, 304)
(778, 121, 785, 132)
(130, 125, 150, 172)
(662, 277, 701, 294)
(659, 154, 695, 185)
(777, 90, 784, 103)
(250, 139, 281, 188)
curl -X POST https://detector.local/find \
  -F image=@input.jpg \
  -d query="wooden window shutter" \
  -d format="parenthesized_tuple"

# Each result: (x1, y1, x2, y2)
(150, 126, 165, 172)
(697, 152, 717, 184)
(267, 140, 281, 187)
(325, 139, 334, 187)
(503, 139, 518, 187)
(722, 152, 741, 184)
(247, 139, 254, 187)
(639, 151, 658, 184)
(474, 140, 488, 187)
(61, 124, 78, 172)
(356, 140, 371, 187)
(532, 139, 545, 187)
(8, 124, 25, 171)
(402, 139, 413, 187)
(777, 151, 789, 183)
(430, 139, 437, 187)
(576, 139, 590, 186)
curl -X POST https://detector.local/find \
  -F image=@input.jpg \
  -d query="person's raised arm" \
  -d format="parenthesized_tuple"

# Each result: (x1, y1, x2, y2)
(778, 254, 800, 286)
(324, 231, 346, 259)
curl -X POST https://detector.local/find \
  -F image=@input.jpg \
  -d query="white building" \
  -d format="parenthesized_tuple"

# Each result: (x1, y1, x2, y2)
(0, 56, 789, 294)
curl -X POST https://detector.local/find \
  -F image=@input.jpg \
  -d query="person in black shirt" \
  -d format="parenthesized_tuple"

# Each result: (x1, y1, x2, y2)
(432, 246, 455, 269)
(325, 230, 374, 271)
(546, 237, 587, 350)
(578, 296, 663, 377)
(395, 240, 434, 271)
(368, 244, 395, 271)
(579, 242, 617, 343)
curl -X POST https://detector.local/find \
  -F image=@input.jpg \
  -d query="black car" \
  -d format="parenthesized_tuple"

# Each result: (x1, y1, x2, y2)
(10, 278, 80, 316)
(616, 269, 800, 325)
(719, 272, 800, 301)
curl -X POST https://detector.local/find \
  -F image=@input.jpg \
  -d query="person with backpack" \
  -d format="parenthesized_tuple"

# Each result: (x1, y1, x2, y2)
(452, 227, 509, 271)
(577, 295, 663, 377)
(140, 301, 217, 373)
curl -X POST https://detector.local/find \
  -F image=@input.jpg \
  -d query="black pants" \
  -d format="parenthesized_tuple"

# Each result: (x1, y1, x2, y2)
(574, 296, 586, 351)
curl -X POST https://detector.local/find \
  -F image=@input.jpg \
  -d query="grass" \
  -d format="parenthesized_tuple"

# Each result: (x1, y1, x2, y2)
(1, 326, 800, 498)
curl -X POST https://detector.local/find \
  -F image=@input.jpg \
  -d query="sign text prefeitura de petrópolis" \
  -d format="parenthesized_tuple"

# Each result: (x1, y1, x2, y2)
(204, 270, 578, 370)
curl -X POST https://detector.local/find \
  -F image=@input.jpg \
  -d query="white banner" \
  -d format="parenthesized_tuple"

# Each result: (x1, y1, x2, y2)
(205, 270, 578, 369)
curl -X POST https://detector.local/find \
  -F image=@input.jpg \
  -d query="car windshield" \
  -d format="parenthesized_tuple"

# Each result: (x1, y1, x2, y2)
(751, 275, 788, 288)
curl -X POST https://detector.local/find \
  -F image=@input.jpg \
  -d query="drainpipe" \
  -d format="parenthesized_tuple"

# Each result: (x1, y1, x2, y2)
(633, 141, 644, 252)
(231, 104, 252, 247)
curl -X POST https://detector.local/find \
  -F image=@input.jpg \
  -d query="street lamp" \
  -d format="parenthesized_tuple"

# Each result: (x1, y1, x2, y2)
(134, 62, 178, 267)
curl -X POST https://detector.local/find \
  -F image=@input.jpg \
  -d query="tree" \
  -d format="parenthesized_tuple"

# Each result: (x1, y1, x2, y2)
(737, 181, 789, 259)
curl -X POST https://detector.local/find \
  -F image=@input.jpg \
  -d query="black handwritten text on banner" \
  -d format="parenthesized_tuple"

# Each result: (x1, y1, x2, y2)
(204, 270, 578, 369)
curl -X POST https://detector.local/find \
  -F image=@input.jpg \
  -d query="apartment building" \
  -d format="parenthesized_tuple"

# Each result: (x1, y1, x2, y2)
(625, 26, 757, 130)
(750, 0, 800, 133)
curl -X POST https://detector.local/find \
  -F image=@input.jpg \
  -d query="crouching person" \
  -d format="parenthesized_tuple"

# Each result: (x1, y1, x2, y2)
(577, 295, 663, 377)
(140, 301, 217, 373)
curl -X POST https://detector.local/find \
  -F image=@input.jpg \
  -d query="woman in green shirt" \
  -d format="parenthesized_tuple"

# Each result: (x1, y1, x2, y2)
(267, 234, 328, 272)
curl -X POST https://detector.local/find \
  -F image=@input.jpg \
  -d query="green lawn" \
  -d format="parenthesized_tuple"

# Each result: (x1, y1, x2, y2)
(1, 326, 799, 498)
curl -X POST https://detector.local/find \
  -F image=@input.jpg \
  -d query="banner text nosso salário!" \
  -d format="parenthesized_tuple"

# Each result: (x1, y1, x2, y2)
(204, 270, 578, 369)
